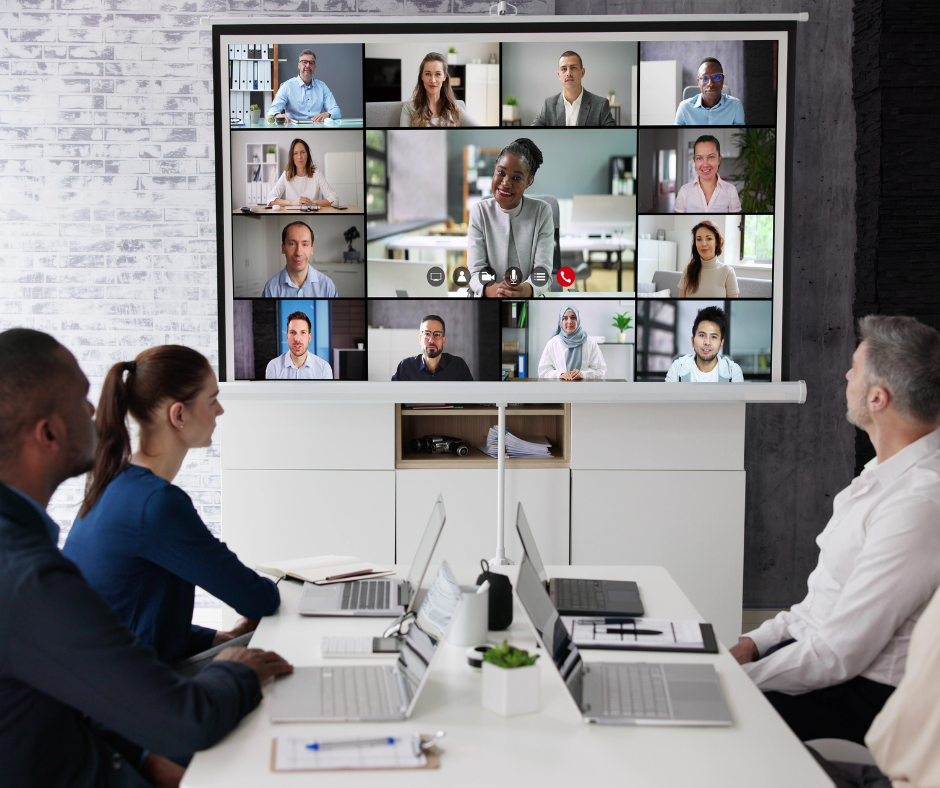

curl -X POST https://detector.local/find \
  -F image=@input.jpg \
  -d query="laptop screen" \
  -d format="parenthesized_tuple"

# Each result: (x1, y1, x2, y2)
(516, 555, 584, 709)
(515, 503, 549, 585)
(403, 494, 446, 606)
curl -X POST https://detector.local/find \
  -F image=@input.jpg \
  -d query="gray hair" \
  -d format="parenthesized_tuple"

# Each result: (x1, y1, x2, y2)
(858, 315, 940, 424)
(300, 49, 316, 60)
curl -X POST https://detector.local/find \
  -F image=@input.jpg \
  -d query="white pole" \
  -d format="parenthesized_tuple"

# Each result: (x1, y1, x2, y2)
(492, 402, 512, 565)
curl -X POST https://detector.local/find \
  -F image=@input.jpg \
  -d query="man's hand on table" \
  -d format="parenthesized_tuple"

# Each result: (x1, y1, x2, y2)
(214, 646, 294, 682)
(729, 636, 759, 664)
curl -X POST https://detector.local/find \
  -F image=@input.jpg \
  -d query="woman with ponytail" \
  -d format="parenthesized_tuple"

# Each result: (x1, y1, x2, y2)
(678, 220, 740, 298)
(63, 346, 279, 669)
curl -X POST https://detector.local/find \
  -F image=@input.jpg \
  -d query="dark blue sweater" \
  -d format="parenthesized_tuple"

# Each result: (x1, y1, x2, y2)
(63, 466, 279, 663)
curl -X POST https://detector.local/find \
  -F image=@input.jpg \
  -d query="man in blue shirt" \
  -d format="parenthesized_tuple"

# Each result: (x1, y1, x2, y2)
(268, 49, 341, 123)
(392, 315, 474, 381)
(265, 311, 334, 379)
(262, 221, 338, 298)
(675, 57, 745, 126)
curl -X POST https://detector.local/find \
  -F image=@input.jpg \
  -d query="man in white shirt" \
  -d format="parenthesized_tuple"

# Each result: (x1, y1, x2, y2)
(265, 311, 333, 379)
(731, 315, 940, 744)
(530, 51, 616, 127)
(664, 306, 744, 382)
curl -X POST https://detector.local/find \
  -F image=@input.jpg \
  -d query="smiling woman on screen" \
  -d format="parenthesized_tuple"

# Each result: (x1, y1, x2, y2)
(267, 138, 339, 208)
(400, 52, 480, 127)
(678, 220, 739, 299)
(538, 305, 607, 381)
(674, 135, 742, 214)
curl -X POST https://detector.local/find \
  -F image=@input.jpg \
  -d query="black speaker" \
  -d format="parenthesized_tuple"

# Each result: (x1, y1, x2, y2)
(476, 559, 513, 631)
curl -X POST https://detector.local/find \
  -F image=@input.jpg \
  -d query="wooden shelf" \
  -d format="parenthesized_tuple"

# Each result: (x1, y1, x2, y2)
(398, 445, 570, 470)
(400, 405, 565, 417)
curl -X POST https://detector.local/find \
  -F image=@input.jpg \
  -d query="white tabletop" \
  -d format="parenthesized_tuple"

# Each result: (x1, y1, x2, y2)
(182, 565, 832, 788)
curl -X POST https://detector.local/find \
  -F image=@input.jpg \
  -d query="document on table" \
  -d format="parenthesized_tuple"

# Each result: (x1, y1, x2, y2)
(563, 617, 718, 653)
(272, 735, 429, 772)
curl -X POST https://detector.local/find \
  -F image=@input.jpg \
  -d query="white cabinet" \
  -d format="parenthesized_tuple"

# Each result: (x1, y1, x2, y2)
(324, 151, 365, 210)
(637, 238, 678, 287)
(465, 63, 499, 127)
(639, 60, 682, 125)
(244, 140, 278, 206)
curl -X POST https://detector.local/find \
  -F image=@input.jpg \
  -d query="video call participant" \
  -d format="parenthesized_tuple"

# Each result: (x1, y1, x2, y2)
(674, 135, 742, 214)
(262, 222, 338, 298)
(65, 346, 281, 670)
(400, 52, 479, 127)
(679, 220, 739, 298)
(731, 315, 940, 745)
(0, 328, 292, 787)
(531, 51, 616, 127)
(268, 49, 341, 123)
(392, 315, 473, 381)
(664, 306, 744, 382)
(265, 311, 333, 380)
(468, 138, 553, 298)
(538, 305, 607, 381)
(267, 138, 339, 208)
(674, 57, 745, 125)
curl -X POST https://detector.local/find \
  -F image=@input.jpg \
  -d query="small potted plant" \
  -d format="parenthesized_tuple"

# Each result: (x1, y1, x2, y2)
(343, 226, 361, 262)
(502, 95, 519, 123)
(447, 46, 458, 66)
(354, 335, 365, 350)
(265, 146, 276, 164)
(481, 641, 539, 716)
(249, 103, 261, 124)
(607, 88, 616, 104)
(612, 311, 632, 344)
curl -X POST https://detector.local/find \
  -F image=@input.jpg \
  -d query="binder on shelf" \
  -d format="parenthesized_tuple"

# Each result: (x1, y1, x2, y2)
(228, 44, 234, 59)
(243, 92, 250, 120)
(239, 61, 248, 91)
(229, 61, 234, 90)
(253, 60, 258, 90)
(267, 44, 274, 60)
(262, 60, 272, 90)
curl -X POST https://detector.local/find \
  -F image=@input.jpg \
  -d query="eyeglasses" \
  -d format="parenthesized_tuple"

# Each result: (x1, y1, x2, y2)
(420, 331, 444, 340)
(299, 59, 315, 66)
(698, 73, 724, 84)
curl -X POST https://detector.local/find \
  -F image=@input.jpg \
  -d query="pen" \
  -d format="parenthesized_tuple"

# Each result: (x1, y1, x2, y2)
(575, 618, 639, 625)
(325, 569, 380, 581)
(605, 628, 663, 636)
(306, 736, 396, 751)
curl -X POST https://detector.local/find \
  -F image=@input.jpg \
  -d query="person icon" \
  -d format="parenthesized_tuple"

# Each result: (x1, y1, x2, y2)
(452, 266, 471, 287)
(457, 270, 468, 284)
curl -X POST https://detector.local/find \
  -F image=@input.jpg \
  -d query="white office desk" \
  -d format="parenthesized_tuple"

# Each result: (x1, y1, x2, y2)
(182, 565, 831, 788)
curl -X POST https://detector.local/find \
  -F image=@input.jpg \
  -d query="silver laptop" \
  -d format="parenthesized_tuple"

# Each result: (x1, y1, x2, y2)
(516, 503, 644, 617)
(298, 495, 446, 617)
(515, 554, 732, 726)
(270, 561, 461, 722)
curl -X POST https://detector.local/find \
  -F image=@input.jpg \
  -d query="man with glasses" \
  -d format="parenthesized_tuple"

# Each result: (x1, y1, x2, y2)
(268, 49, 342, 123)
(391, 315, 473, 381)
(674, 57, 745, 126)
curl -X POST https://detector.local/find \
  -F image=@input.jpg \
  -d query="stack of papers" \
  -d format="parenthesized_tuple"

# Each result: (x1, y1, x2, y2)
(255, 555, 393, 585)
(478, 426, 553, 459)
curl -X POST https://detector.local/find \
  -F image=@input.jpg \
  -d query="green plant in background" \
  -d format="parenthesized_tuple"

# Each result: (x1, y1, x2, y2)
(612, 312, 633, 332)
(448, 46, 457, 54)
(354, 335, 365, 345)
(607, 88, 615, 96)
(267, 146, 275, 155)
(343, 226, 360, 251)
(484, 641, 539, 668)
(249, 103, 259, 111)
(729, 127, 776, 213)
(504, 95, 518, 106)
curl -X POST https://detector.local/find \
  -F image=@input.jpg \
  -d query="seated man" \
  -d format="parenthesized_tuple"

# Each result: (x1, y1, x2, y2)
(263, 221, 338, 298)
(731, 315, 940, 744)
(0, 328, 293, 786)
(531, 51, 616, 127)
(674, 57, 745, 126)
(267, 49, 341, 123)
(392, 314, 473, 381)
(664, 306, 744, 382)
(265, 311, 333, 380)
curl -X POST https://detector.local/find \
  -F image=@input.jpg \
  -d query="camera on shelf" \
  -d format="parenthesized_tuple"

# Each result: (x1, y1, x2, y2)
(410, 435, 469, 457)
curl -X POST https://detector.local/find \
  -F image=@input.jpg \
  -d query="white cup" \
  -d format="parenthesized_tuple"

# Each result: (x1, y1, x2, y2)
(448, 584, 490, 646)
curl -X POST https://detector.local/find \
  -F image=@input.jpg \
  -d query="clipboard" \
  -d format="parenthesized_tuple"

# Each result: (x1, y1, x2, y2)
(564, 618, 720, 654)
(271, 735, 441, 772)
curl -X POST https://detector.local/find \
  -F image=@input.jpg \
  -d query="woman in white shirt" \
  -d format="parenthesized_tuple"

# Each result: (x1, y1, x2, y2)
(674, 135, 742, 213)
(679, 220, 740, 298)
(400, 52, 479, 127)
(538, 305, 607, 381)
(266, 138, 339, 208)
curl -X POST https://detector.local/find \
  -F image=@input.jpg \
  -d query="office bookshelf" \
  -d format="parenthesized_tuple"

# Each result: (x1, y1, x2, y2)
(228, 44, 279, 124)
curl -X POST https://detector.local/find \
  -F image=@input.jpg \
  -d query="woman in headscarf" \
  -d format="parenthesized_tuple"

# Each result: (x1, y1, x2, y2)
(538, 305, 607, 381)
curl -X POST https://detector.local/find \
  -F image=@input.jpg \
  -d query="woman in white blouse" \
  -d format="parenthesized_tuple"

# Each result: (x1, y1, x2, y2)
(266, 138, 339, 208)
(538, 305, 607, 381)
(678, 220, 739, 298)
(400, 52, 479, 127)
(674, 134, 742, 213)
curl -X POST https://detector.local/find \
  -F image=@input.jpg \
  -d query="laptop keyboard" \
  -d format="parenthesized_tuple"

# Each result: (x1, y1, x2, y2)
(600, 664, 670, 719)
(554, 578, 605, 611)
(316, 666, 396, 719)
(341, 579, 391, 610)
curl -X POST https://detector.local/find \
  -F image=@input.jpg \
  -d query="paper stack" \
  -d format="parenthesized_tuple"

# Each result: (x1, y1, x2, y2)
(478, 425, 553, 459)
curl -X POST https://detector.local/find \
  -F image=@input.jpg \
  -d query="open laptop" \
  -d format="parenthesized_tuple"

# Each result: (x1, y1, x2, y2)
(270, 561, 461, 722)
(515, 554, 732, 726)
(515, 503, 644, 616)
(298, 494, 445, 617)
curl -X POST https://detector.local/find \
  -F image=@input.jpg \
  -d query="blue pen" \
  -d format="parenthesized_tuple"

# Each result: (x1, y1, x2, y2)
(307, 737, 396, 751)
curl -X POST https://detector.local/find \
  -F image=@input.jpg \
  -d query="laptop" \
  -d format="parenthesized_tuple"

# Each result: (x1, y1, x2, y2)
(515, 503, 644, 616)
(270, 560, 461, 722)
(515, 554, 732, 726)
(298, 494, 445, 617)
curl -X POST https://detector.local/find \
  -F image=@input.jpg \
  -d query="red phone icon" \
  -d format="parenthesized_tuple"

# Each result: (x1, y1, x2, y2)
(557, 266, 576, 287)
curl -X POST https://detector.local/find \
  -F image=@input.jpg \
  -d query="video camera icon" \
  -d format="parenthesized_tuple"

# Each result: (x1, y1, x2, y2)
(479, 267, 497, 283)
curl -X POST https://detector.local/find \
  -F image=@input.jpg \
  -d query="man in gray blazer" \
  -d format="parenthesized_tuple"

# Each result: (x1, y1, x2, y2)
(531, 51, 616, 127)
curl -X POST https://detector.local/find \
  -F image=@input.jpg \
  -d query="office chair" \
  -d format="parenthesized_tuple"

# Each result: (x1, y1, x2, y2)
(528, 194, 561, 292)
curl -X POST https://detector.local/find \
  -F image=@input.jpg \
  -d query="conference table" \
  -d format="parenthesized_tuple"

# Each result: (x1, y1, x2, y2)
(182, 564, 832, 787)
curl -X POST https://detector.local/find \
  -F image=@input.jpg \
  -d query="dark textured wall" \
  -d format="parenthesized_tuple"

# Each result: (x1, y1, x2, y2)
(560, 0, 858, 608)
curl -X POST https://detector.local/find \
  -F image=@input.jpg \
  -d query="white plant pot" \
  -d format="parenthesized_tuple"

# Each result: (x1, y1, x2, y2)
(481, 662, 539, 716)
(608, 94, 615, 104)
(357, 342, 364, 350)
(502, 105, 520, 121)
(249, 109, 261, 123)
(447, 53, 457, 65)
(265, 153, 276, 163)
(618, 332, 627, 344)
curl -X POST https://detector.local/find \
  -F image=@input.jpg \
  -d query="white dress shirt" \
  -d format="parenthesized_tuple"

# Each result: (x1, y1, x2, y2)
(266, 171, 339, 206)
(264, 350, 333, 380)
(674, 177, 742, 213)
(563, 89, 583, 126)
(743, 427, 940, 694)
(537, 334, 607, 380)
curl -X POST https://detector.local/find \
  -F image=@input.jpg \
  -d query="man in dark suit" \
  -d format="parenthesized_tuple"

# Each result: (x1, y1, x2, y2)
(0, 328, 293, 787)
(531, 51, 616, 127)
